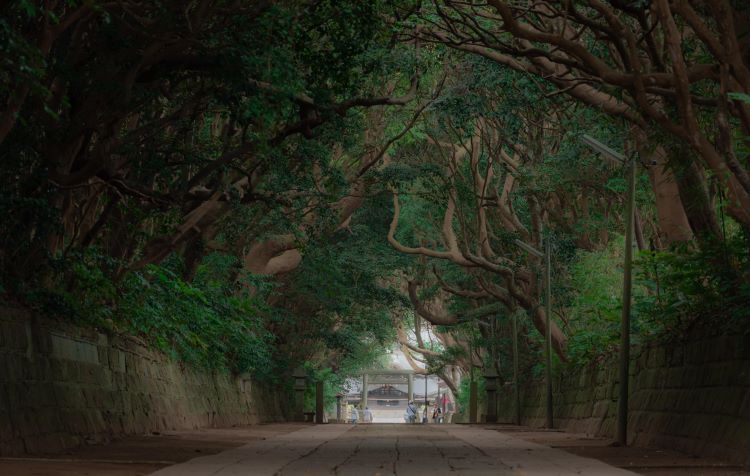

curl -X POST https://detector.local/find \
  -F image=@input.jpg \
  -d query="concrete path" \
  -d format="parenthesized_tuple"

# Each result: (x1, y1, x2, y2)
(149, 424, 638, 475)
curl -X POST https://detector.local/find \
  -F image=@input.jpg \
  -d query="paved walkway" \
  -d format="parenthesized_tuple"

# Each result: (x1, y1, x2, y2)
(149, 424, 637, 475)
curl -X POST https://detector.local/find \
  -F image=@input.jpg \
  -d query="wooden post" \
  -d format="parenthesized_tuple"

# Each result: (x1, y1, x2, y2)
(407, 373, 414, 402)
(469, 343, 477, 424)
(469, 380, 478, 423)
(512, 311, 521, 425)
(424, 374, 428, 422)
(315, 380, 324, 424)
(336, 394, 342, 422)
(486, 315, 498, 423)
(617, 156, 637, 445)
(362, 373, 369, 410)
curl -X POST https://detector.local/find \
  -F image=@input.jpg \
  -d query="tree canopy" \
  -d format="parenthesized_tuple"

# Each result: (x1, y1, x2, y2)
(2, 0, 749, 397)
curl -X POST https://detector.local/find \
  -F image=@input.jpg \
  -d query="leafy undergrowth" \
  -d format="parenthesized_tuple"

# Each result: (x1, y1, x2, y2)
(564, 233, 750, 369)
(10, 252, 276, 379)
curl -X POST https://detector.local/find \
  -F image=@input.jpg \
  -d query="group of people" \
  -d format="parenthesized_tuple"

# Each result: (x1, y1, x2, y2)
(348, 405, 373, 424)
(404, 401, 445, 424)
(346, 400, 450, 424)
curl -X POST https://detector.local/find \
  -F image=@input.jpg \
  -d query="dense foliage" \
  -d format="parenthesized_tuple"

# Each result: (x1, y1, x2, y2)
(0, 0, 421, 385)
(2, 1, 750, 404)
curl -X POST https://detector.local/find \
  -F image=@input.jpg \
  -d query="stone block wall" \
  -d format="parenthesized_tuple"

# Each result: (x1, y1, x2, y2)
(0, 306, 291, 455)
(496, 333, 750, 465)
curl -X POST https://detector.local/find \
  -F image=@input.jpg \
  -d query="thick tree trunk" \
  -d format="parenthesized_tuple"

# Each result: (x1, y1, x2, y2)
(181, 235, 205, 282)
(672, 147, 722, 242)
(243, 235, 299, 275)
(633, 129, 693, 246)
(648, 161, 694, 245)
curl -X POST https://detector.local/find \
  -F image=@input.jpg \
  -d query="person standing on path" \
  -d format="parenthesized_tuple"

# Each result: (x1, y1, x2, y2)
(406, 401, 417, 423)
(350, 405, 359, 424)
(363, 406, 373, 423)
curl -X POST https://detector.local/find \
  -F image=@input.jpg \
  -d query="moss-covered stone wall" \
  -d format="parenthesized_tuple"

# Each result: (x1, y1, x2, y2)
(496, 333, 750, 465)
(0, 306, 291, 455)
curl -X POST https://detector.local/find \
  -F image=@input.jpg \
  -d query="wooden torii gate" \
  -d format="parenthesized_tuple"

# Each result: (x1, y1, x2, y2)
(360, 369, 415, 409)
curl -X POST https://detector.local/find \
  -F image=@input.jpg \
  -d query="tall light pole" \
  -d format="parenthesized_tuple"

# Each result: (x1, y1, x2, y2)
(581, 134, 636, 446)
(512, 238, 552, 428)
(544, 239, 553, 429)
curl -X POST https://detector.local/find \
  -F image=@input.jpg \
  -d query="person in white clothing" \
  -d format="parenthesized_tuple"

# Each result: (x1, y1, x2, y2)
(363, 406, 373, 423)
(350, 405, 359, 424)
(405, 401, 417, 423)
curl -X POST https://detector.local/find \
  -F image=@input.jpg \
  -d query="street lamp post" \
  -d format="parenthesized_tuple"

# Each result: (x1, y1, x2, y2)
(545, 239, 553, 429)
(512, 238, 553, 428)
(581, 134, 636, 446)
